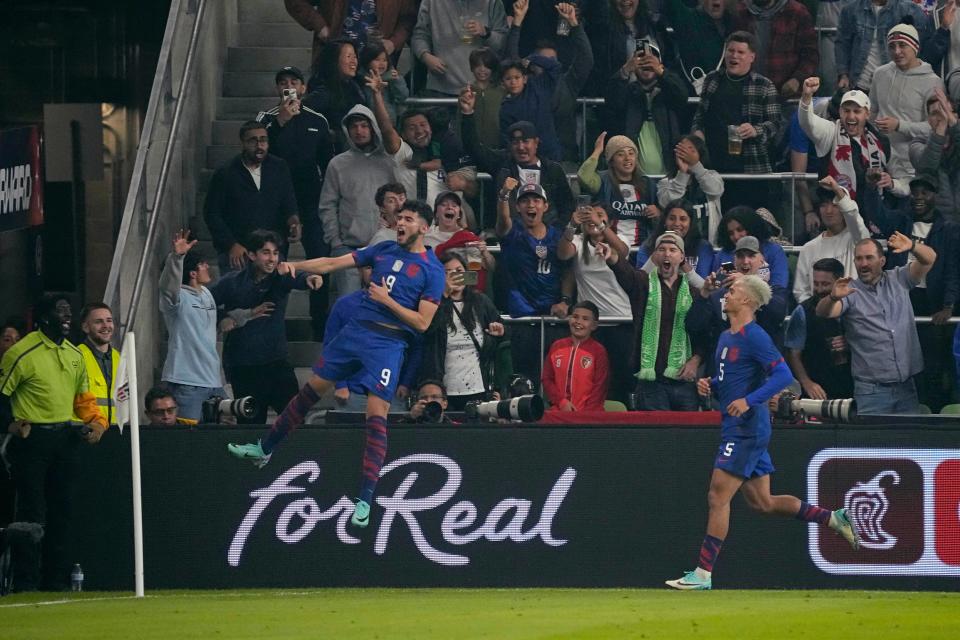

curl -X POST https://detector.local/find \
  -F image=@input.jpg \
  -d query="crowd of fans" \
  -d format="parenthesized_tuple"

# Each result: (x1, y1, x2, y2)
(169, 0, 960, 418)
(14, 0, 960, 431)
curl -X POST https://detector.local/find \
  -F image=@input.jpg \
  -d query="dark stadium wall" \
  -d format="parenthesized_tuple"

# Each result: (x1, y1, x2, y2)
(74, 423, 960, 591)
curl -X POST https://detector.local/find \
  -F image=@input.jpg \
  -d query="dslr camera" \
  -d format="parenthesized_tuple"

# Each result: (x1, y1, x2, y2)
(201, 396, 256, 423)
(775, 392, 856, 423)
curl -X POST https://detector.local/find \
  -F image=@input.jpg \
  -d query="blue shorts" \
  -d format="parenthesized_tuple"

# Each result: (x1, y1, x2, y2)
(313, 320, 406, 402)
(713, 433, 775, 479)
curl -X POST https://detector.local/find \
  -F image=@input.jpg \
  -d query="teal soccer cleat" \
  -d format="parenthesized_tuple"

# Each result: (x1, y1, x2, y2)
(227, 440, 272, 469)
(829, 508, 860, 550)
(665, 570, 712, 591)
(351, 499, 371, 528)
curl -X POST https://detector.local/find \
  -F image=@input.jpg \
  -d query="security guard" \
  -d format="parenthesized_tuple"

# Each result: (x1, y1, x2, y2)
(74, 303, 120, 427)
(0, 294, 107, 591)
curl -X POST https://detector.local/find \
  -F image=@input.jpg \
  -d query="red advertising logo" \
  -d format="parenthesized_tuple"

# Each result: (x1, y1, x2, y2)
(934, 460, 960, 567)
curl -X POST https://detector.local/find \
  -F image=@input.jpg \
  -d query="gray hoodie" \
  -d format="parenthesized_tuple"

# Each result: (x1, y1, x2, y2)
(870, 60, 943, 189)
(319, 104, 395, 250)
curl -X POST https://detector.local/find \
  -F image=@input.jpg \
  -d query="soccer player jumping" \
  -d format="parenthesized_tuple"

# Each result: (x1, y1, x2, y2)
(666, 275, 859, 591)
(228, 200, 445, 529)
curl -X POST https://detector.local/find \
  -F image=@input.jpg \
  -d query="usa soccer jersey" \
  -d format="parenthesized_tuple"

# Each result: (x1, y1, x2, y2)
(712, 321, 793, 478)
(315, 241, 444, 401)
(351, 241, 445, 336)
(500, 224, 563, 316)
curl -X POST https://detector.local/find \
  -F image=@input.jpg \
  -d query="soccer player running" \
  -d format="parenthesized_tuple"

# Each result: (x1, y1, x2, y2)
(228, 200, 445, 529)
(666, 275, 859, 590)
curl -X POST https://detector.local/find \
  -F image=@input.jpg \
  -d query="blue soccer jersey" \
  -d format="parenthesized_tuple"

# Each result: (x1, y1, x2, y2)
(500, 224, 563, 316)
(713, 321, 793, 437)
(351, 241, 446, 336)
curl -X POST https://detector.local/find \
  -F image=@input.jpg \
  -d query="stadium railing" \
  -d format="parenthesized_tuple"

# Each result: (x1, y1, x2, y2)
(103, 0, 231, 385)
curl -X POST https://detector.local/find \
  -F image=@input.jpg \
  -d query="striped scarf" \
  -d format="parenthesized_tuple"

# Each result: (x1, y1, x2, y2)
(637, 269, 693, 381)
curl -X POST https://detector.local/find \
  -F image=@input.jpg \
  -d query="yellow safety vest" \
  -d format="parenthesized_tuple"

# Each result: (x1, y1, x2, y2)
(74, 343, 120, 426)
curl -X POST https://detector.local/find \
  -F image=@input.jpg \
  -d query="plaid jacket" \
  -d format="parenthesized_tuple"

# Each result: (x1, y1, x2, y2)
(692, 70, 782, 173)
(732, 0, 819, 91)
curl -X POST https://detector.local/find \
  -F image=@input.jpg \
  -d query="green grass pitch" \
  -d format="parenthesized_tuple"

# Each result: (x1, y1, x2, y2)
(2, 589, 957, 639)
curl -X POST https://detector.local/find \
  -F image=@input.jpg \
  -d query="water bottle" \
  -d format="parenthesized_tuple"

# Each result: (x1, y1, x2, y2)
(556, 16, 571, 36)
(71, 564, 84, 592)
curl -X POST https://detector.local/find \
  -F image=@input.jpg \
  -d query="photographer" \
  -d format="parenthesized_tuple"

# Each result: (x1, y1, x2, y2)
(405, 381, 456, 424)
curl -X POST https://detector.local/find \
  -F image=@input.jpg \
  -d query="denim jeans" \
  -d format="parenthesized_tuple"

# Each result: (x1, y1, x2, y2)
(167, 383, 227, 421)
(634, 379, 700, 411)
(853, 377, 919, 415)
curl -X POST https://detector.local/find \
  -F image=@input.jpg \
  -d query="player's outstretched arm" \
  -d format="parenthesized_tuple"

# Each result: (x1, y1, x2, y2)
(280, 253, 356, 276)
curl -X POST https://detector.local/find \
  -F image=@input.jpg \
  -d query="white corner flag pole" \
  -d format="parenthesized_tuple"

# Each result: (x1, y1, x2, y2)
(124, 332, 145, 597)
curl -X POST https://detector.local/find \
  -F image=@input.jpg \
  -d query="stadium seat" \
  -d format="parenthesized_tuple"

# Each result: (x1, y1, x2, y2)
(604, 400, 627, 412)
(940, 404, 960, 415)
(918, 404, 932, 415)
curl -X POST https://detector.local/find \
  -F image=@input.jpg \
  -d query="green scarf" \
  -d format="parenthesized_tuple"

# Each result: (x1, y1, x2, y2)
(637, 268, 693, 381)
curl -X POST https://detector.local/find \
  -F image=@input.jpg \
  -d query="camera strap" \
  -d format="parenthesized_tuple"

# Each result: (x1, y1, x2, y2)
(451, 301, 491, 391)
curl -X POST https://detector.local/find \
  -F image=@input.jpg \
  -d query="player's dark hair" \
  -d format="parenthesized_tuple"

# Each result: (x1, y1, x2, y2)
(375, 182, 406, 208)
(144, 385, 176, 412)
(246, 229, 283, 253)
(856, 237, 885, 258)
(399, 109, 431, 132)
(239, 120, 266, 140)
(571, 300, 600, 322)
(643, 199, 703, 259)
(2, 316, 26, 337)
(717, 207, 771, 251)
(812, 258, 844, 279)
(534, 38, 558, 54)
(400, 200, 434, 227)
(469, 47, 500, 75)
(438, 254, 482, 335)
(416, 379, 448, 400)
(79, 302, 112, 323)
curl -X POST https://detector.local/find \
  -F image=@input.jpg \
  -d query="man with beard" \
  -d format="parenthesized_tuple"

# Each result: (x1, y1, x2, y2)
(793, 176, 869, 303)
(732, 0, 818, 98)
(211, 230, 323, 424)
(601, 231, 704, 411)
(204, 121, 301, 273)
(74, 303, 120, 428)
(228, 201, 445, 530)
(784, 258, 854, 400)
(603, 41, 689, 175)
(817, 235, 935, 414)
(0, 295, 108, 591)
(799, 77, 896, 233)
(367, 70, 477, 214)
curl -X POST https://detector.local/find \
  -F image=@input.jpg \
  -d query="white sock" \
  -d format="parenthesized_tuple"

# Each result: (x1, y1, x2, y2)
(694, 567, 711, 580)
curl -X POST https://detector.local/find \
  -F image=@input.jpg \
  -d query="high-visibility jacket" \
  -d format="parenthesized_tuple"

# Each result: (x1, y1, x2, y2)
(73, 343, 120, 426)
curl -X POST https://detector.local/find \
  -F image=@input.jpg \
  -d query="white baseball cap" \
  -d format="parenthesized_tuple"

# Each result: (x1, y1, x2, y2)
(840, 90, 870, 110)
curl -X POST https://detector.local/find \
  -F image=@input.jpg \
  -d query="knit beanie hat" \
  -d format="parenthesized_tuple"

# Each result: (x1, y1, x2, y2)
(604, 135, 638, 163)
(887, 22, 920, 53)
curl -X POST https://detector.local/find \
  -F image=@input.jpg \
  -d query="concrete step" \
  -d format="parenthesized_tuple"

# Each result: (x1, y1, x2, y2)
(288, 289, 309, 316)
(223, 72, 278, 97)
(237, 22, 311, 47)
(238, 0, 299, 24)
(288, 340, 322, 368)
(207, 145, 237, 170)
(217, 97, 277, 119)
(212, 119, 246, 145)
(227, 46, 312, 72)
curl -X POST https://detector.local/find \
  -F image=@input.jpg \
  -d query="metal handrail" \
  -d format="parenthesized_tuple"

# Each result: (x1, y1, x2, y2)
(103, 0, 185, 328)
(104, 0, 209, 339)
(123, 0, 208, 337)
